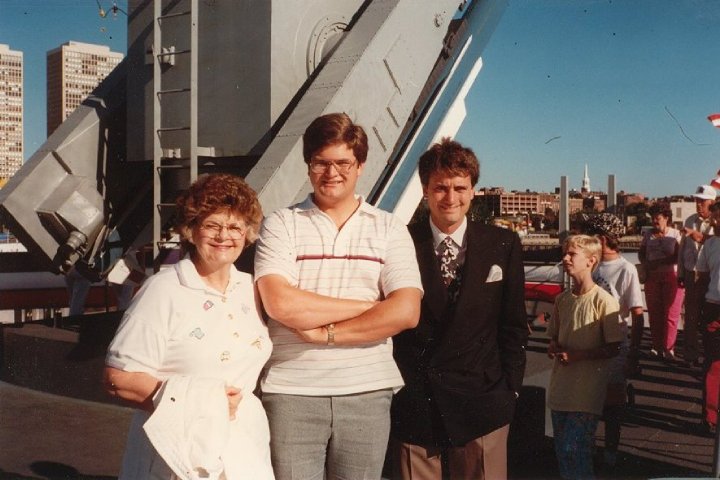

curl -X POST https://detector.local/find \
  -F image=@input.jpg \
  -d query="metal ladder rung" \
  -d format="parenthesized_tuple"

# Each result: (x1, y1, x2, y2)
(157, 164, 189, 170)
(158, 10, 191, 20)
(157, 88, 191, 96)
(157, 49, 190, 57)
(157, 126, 190, 132)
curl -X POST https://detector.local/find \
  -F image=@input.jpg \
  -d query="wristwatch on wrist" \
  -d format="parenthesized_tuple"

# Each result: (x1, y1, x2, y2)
(327, 323, 335, 346)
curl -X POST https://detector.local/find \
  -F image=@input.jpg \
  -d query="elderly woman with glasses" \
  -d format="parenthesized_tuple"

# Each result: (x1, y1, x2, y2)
(103, 174, 274, 479)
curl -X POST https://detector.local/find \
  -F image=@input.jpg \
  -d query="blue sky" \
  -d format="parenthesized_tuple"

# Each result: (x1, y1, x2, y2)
(1, 0, 719, 198)
(456, 0, 720, 197)
(0, 0, 127, 153)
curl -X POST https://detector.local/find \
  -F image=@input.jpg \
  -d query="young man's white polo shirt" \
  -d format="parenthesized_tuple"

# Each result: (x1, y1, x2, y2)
(254, 195, 423, 396)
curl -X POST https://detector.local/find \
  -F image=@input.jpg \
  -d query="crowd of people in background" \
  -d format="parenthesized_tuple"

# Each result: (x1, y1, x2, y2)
(542, 180, 720, 479)
(547, 180, 720, 479)
(637, 182, 720, 434)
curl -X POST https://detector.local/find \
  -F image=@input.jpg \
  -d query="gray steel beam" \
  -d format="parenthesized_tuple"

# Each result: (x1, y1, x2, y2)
(374, 0, 508, 219)
(2, 0, 508, 275)
(246, 0, 463, 215)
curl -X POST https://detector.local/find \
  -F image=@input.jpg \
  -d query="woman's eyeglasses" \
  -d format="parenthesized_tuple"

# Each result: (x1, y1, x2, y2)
(199, 222, 247, 239)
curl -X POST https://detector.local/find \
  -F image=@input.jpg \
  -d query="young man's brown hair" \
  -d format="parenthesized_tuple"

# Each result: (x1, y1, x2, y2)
(417, 137, 479, 186)
(302, 112, 368, 165)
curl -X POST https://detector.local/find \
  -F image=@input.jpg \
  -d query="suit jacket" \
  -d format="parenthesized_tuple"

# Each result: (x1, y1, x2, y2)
(391, 220, 528, 447)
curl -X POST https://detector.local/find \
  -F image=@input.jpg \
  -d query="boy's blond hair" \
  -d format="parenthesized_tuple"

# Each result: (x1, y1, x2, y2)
(563, 234, 602, 271)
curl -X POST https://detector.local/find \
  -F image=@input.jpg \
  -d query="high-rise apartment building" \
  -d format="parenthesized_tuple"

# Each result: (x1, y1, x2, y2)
(46, 41, 123, 136)
(0, 44, 23, 184)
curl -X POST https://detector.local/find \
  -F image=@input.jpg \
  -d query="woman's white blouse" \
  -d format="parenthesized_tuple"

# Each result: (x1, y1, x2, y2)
(107, 258, 271, 391)
(106, 258, 273, 479)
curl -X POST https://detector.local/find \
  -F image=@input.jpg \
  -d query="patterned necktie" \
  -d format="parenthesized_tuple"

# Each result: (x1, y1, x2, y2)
(438, 237, 458, 286)
(438, 237, 463, 302)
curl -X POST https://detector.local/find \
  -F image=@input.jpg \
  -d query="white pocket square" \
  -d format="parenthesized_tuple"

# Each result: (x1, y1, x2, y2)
(486, 265, 503, 283)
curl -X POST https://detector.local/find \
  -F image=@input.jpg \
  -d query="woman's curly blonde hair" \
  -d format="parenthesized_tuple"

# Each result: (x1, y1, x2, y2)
(174, 174, 263, 254)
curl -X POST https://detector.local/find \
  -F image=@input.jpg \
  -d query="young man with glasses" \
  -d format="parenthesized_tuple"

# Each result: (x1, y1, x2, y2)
(254, 112, 423, 479)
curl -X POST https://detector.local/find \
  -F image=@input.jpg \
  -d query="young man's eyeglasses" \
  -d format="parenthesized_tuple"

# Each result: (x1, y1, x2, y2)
(199, 222, 247, 239)
(309, 160, 358, 174)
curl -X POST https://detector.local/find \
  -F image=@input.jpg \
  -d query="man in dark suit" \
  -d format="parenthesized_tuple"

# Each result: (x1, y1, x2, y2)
(391, 138, 528, 479)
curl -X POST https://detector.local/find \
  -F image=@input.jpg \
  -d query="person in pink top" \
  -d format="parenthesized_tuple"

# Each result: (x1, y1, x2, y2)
(639, 204, 684, 360)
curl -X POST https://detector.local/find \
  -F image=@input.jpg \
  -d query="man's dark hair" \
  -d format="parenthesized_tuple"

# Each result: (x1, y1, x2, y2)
(302, 112, 368, 165)
(417, 137, 479, 187)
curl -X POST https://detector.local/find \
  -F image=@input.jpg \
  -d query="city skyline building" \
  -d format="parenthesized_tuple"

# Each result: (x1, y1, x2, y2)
(476, 188, 562, 217)
(0, 44, 23, 185)
(46, 41, 123, 136)
(581, 164, 591, 193)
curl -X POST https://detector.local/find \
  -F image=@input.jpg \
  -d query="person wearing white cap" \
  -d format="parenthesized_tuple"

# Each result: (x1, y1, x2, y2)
(678, 185, 717, 366)
(694, 201, 720, 427)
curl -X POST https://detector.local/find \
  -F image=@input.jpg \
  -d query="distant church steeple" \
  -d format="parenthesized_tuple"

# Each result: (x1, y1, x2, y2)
(581, 164, 591, 193)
